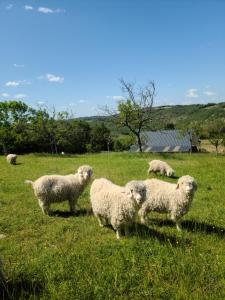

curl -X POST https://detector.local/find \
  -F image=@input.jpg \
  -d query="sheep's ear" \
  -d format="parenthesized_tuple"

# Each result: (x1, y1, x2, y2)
(127, 189, 133, 198)
(176, 183, 179, 189)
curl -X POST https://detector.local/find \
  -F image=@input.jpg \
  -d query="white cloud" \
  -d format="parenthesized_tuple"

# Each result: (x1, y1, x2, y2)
(112, 95, 125, 101)
(1, 93, 10, 98)
(106, 95, 125, 101)
(37, 101, 46, 105)
(38, 73, 64, 83)
(5, 81, 19, 87)
(37, 7, 65, 14)
(24, 5, 33, 11)
(78, 99, 86, 103)
(203, 90, 216, 97)
(5, 80, 31, 87)
(5, 4, 13, 10)
(186, 88, 199, 98)
(14, 94, 27, 99)
(13, 63, 25, 68)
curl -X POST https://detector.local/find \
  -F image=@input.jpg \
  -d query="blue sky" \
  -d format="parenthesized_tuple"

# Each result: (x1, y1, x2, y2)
(0, 0, 225, 117)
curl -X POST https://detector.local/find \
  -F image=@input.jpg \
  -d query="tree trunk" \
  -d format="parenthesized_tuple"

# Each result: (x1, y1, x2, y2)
(137, 134, 142, 152)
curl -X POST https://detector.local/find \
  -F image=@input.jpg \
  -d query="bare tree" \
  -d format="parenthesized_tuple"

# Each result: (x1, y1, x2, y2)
(104, 79, 155, 152)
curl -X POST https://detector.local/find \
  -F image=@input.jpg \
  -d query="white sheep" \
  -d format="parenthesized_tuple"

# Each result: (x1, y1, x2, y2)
(6, 154, 17, 165)
(139, 175, 197, 231)
(90, 178, 146, 239)
(25, 165, 93, 215)
(148, 159, 175, 177)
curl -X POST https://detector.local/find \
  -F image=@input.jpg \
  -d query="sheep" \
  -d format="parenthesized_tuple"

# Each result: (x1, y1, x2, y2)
(148, 159, 175, 177)
(25, 165, 93, 215)
(6, 154, 17, 165)
(90, 178, 146, 239)
(138, 175, 197, 231)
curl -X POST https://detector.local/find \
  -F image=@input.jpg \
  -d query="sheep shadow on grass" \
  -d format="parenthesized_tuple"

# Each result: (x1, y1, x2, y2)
(102, 223, 190, 246)
(127, 223, 191, 246)
(150, 218, 225, 237)
(50, 208, 93, 218)
(0, 277, 44, 300)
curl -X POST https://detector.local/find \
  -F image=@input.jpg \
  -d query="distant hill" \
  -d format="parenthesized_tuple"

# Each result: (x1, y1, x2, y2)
(78, 102, 225, 135)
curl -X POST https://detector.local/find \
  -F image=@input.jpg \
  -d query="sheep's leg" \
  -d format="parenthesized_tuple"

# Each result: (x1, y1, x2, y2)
(97, 216, 105, 227)
(116, 228, 122, 239)
(176, 221, 182, 232)
(171, 214, 182, 231)
(138, 205, 149, 224)
(68, 198, 76, 214)
(38, 199, 50, 215)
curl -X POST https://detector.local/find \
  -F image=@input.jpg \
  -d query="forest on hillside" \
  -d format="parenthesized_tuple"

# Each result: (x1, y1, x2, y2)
(1, 100, 225, 154)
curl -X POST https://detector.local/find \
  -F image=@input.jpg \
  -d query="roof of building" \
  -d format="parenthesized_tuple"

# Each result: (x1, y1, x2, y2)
(130, 130, 193, 152)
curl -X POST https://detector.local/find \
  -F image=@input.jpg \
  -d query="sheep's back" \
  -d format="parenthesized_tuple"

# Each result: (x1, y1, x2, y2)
(33, 175, 72, 201)
(144, 179, 177, 209)
(90, 179, 136, 221)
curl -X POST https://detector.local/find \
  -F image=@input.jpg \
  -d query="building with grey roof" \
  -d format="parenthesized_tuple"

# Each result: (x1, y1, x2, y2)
(130, 130, 199, 152)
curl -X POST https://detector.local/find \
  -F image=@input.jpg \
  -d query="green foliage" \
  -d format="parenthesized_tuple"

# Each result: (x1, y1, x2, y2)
(113, 134, 135, 151)
(89, 123, 112, 152)
(1, 153, 225, 299)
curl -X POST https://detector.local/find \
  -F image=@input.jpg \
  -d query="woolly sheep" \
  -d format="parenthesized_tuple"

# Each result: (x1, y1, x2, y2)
(25, 165, 93, 215)
(90, 178, 146, 239)
(6, 154, 17, 165)
(148, 159, 175, 177)
(138, 175, 197, 231)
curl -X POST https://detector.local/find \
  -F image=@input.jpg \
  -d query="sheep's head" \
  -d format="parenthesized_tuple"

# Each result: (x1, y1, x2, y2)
(125, 180, 146, 205)
(176, 175, 197, 195)
(77, 165, 93, 182)
(167, 168, 175, 177)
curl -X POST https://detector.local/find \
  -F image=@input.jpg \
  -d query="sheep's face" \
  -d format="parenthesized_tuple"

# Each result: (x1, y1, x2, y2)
(177, 176, 197, 194)
(125, 181, 146, 205)
(166, 169, 174, 177)
(77, 165, 93, 182)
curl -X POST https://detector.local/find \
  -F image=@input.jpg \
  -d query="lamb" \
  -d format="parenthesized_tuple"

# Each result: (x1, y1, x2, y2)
(6, 154, 17, 165)
(25, 165, 93, 215)
(138, 175, 197, 231)
(90, 178, 146, 239)
(148, 159, 175, 177)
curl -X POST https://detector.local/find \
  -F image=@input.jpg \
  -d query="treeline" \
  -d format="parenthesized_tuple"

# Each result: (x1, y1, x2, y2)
(0, 101, 133, 154)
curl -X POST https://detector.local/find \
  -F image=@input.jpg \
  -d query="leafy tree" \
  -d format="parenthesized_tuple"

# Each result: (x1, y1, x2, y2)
(90, 123, 111, 152)
(105, 79, 155, 152)
(0, 101, 34, 153)
(113, 134, 135, 152)
(207, 121, 225, 154)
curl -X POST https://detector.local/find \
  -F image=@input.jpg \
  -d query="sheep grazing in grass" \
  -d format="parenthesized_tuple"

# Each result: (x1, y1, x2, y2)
(139, 175, 197, 231)
(90, 178, 146, 239)
(25, 165, 93, 215)
(148, 159, 175, 177)
(6, 154, 17, 165)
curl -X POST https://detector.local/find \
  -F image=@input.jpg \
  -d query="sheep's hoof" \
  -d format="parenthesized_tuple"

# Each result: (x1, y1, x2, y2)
(140, 217, 146, 224)
(116, 231, 122, 239)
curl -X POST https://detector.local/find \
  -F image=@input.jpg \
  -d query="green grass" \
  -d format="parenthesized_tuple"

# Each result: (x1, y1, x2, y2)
(0, 152, 225, 299)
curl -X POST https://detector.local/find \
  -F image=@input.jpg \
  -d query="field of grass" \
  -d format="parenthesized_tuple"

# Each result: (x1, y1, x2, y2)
(1, 152, 225, 299)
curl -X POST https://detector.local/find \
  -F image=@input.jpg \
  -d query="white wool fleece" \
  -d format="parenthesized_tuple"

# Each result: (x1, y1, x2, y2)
(139, 175, 197, 231)
(90, 178, 146, 239)
(148, 159, 175, 177)
(25, 165, 93, 215)
(6, 154, 17, 165)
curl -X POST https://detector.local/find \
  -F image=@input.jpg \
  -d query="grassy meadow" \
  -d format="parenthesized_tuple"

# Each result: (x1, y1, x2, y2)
(0, 152, 225, 299)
